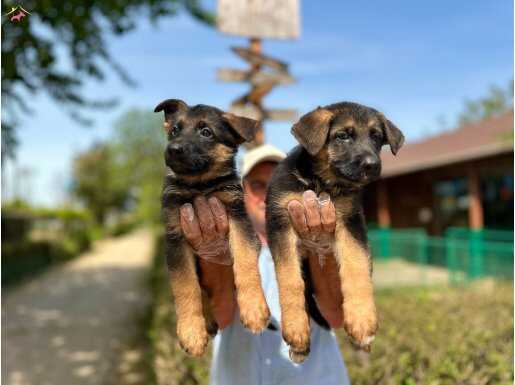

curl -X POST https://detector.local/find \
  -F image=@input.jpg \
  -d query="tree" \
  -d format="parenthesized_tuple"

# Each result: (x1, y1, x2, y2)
(71, 142, 129, 225)
(110, 108, 166, 223)
(1, 0, 214, 158)
(458, 80, 513, 125)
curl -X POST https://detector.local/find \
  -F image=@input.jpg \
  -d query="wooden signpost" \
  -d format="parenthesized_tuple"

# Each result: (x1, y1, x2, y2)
(217, 0, 300, 148)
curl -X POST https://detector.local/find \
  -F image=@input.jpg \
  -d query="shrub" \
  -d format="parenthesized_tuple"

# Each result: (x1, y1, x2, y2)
(2, 240, 73, 286)
(1, 206, 93, 287)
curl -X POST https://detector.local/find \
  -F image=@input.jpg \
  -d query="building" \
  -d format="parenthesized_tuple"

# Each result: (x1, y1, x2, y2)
(364, 112, 514, 235)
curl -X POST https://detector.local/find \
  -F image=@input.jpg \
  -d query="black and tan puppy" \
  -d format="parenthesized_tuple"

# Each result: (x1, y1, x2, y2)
(154, 99, 270, 356)
(266, 102, 404, 362)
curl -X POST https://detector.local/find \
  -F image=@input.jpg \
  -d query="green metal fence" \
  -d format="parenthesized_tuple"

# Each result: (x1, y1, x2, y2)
(368, 227, 514, 283)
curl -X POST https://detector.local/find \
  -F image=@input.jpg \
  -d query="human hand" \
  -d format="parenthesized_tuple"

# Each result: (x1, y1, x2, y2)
(180, 196, 235, 328)
(287, 190, 343, 328)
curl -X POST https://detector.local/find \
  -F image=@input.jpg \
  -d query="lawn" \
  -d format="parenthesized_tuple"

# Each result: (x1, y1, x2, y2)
(148, 237, 513, 385)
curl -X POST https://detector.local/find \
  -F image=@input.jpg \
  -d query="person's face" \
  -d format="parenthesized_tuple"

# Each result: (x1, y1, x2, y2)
(243, 161, 278, 235)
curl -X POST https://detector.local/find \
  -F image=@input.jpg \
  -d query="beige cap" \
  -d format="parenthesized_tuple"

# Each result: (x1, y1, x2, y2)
(241, 144, 286, 178)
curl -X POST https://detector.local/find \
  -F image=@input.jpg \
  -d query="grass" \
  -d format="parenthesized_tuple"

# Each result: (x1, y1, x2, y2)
(148, 234, 514, 385)
(148, 235, 211, 385)
(339, 283, 513, 385)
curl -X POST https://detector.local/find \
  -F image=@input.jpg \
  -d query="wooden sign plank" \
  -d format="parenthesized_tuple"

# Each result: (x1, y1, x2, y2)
(232, 83, 276, 106)
(217, 68, 295, 85)
(217, 69, 249, 82)
(217, 0, 300, 40)
(229, 103, 263, 121)
(265, 109, 298, 122)
(232, 47, 289, 72)
(229, 103, 297, 122)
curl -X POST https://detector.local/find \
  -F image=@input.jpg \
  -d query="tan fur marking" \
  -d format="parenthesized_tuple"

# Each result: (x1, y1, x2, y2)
(334, 222, 377, 349)
(273, 227, 310, 361)
(213, 142, 233, 160)
(169, 246, 209, 356)
(314, 147, 339, 184)
(340, 118, 357, 128)
(333, 195, 355, 218)
(210, 190, 239, 206)
(367, 118, 379, 127)
(229, 219, 270, 333)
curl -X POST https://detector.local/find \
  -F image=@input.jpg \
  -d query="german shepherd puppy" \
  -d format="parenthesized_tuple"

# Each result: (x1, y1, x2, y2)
(265, 102, 404, 362)
(154, 99, 270, 356)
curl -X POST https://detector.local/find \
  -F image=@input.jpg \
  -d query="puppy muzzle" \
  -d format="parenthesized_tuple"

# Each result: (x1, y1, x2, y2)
(165, 144, 210, 174)
(334, 160, 381, 185)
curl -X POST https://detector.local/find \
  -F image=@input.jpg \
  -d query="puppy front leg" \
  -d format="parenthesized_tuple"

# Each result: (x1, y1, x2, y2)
(166, 234, 209, 356)
(270, 226, 311, 363)
(229, 216, 270, 333)
(335, 219, 377, 350)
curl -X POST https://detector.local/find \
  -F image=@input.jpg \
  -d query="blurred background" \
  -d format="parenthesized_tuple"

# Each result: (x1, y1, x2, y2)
(2, 1, 513, 384)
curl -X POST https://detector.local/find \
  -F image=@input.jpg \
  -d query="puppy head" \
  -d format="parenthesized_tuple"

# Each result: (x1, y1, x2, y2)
(154, 99, 260, 178)
(292, 102, 404, 186)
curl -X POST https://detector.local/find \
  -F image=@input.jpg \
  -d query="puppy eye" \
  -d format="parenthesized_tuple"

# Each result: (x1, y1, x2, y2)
(170, 125, 180, 137)
(336, 130, 352, 142)
(200, 127, 213, 138)
(371, 130, 383, 141)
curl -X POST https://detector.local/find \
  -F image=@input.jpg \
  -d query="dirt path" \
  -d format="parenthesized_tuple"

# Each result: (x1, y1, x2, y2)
(373, 258, 450, 288)
(2, 229, 155, 385)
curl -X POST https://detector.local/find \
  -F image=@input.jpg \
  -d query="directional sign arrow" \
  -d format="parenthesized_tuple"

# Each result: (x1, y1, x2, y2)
(231, 47, 289, 72)
(264, 108, 298, 122)
(217, 68, 295, 85)
(229, 103, 263, 121)
(232, 82, 276, 106)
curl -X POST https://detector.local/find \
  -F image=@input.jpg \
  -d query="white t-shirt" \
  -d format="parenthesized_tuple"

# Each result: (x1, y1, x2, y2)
(210, 247, 351, 385)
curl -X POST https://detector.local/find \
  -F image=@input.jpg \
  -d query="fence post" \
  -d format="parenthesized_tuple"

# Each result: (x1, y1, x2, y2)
(468, 229, 484, 279)
(446, 237, 458, 285)
(378, 227, 390, 259)
(418, 232, 428, 284)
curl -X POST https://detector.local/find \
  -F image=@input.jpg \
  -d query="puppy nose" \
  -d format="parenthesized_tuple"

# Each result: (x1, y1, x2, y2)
(167, 144, 183, 157)
(361, 155, 380, 174)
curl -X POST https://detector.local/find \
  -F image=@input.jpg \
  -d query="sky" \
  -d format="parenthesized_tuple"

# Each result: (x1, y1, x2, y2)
(3, 0, 513, 206)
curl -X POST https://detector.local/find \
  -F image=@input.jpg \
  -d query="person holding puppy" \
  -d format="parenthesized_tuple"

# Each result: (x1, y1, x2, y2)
(179, 144, 350, 385)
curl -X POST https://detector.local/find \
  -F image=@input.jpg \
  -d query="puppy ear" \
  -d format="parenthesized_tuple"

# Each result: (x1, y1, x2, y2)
(222, 113, 261, 144)
(291, 107, 334, 155)
(380, 115, 405, 155)
(154, 99, 188, 121)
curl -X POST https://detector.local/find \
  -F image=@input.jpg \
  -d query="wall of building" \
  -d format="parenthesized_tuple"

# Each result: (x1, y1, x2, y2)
(363, 152, 514, 235)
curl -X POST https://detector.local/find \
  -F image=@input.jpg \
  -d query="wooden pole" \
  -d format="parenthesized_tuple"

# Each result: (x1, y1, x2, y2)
(468, 168, 484, 230)
(377, 182, 391, 228)
(248, 38, 264, 147)
(467, 167, 484, 279)
(249, 38, 262, 69)
(216, 0, 300, 149)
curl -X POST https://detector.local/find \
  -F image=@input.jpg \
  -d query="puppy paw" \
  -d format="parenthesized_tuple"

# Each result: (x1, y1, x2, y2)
(283, 318, 311, 362)
(177, 318, 209, 357)
(343, 300, 378, 351)
(289, 346, 310, 363)
(239, 297, 270, 333)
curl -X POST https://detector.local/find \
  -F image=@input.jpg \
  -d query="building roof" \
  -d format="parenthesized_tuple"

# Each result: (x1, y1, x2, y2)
(381, 111, 514, 178)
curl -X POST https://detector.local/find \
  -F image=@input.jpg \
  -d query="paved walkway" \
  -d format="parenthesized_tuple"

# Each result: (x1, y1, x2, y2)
(2, 229, 155, 385)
